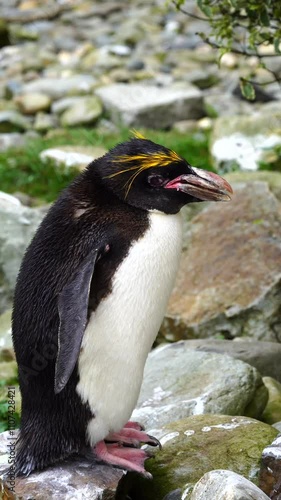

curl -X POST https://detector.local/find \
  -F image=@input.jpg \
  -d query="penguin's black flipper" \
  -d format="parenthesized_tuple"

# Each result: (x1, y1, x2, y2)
(55, 248, 100, 394)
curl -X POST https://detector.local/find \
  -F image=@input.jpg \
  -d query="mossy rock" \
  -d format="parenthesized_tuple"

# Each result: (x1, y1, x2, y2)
(123, 414, 278, 500)
(262, 377, 281, 424)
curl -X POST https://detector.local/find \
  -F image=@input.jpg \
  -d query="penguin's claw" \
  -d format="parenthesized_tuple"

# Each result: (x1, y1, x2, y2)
(93, 440, 152, 478)
(106, 427, 161, 448)
(147, 434, 162, 449)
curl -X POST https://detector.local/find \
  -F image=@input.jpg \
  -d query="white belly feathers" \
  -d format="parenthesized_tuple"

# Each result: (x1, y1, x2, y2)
(76, 211, 183, 444)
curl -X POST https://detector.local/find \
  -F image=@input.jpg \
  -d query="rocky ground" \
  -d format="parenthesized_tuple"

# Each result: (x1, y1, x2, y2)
(0, 0, 281, 499)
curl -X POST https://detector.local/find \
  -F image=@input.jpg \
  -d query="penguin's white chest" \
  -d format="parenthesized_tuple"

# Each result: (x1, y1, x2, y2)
(76, 211, 183, 444)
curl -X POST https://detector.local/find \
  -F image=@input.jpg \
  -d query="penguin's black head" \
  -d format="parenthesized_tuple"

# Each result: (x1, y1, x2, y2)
(95, 137, 233, 214)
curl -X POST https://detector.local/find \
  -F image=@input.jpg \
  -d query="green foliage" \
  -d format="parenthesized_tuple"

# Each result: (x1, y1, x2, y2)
(240, 78, 256, 100)
(172, 0, 281, 96)
(0, 128, 213, 202)
(0, 378, 20, 433)
(174, 0, 281, 52)
(259, 143, 281, 171)
(0, 400, 20, 433)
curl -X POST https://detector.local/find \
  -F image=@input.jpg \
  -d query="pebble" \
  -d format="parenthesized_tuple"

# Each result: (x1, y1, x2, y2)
(21, 75, 97, 100)
(126, 59, 145, 71)
(0, 132, 26, 151)
(108, 44, 131, 56)
(60, 96, 102, 127)
(40, 145, 107, 170)
(14, 93, 51, 115)
(0, 110, 30, 132)
(34, 112, 58, 132)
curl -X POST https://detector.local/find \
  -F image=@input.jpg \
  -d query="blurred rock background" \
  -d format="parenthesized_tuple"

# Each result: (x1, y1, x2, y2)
(0, 0, 280, 498)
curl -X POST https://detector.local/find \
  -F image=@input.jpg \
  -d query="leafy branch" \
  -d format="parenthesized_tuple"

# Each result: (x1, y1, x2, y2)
(171, 0, 281, 99)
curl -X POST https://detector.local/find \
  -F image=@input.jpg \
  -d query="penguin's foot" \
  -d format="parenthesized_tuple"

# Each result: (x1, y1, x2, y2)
(124, 420, 144, 431)
(93, 440, 153, 478)
(106, 426, 161, 448)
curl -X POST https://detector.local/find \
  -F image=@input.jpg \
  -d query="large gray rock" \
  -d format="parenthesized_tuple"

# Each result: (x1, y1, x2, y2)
(180, 339, 281, 383)
(162, 176, 281, 343)
(21, 75, 96, 100)
(0, 192, 45, 313)
(0, 431, 124, 499)
(132, 342, 268, 429)
(225, 170, 281, 201)
(95, 83, 205, 128)
(189, 470, 270, 500)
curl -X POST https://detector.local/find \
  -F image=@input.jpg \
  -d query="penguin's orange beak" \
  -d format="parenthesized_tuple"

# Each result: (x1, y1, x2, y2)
(164, 167, 233, 202)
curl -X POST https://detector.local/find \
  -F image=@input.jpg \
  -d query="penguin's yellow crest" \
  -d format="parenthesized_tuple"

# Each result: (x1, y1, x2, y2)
(107, 136, 182, 197)
(131, 129, 146, 140)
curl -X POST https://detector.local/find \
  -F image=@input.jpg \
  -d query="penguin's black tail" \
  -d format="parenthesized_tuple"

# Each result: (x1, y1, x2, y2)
(13, 374, 91, 476)
(13, 425, 79, 477)
(14, 434, 37, 477)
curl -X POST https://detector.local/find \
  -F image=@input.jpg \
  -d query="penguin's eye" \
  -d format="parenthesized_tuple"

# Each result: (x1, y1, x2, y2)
(147, 174, 165, 188)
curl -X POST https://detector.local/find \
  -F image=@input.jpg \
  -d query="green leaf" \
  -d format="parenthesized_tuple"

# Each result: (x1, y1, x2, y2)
(258, 60, 266, 69)
(173, 0, 186, 8)
(274, 37, 281, 54)
(240, 79, 256, 101)
(197, 0, 212, 17)
(260, 9, 270, 27)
